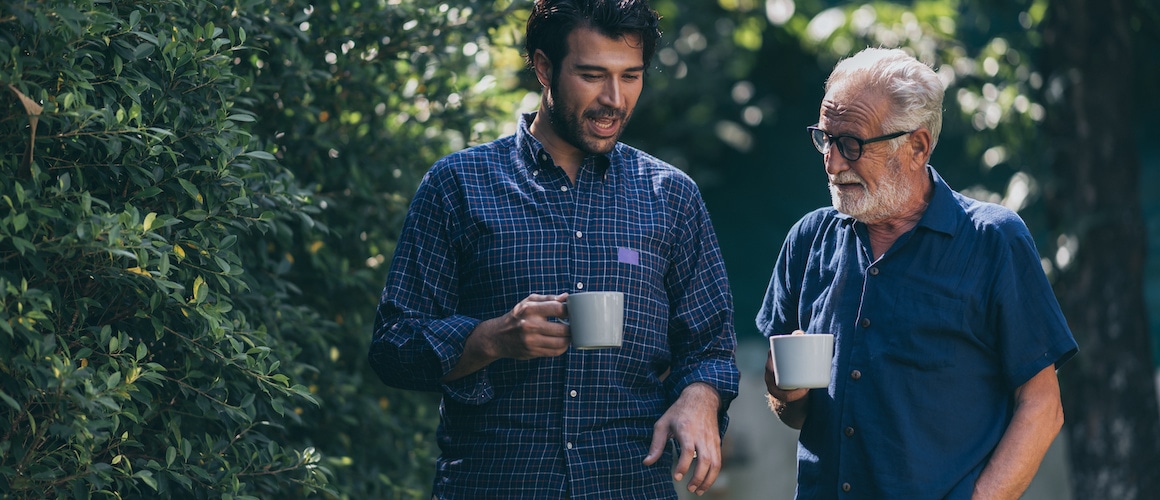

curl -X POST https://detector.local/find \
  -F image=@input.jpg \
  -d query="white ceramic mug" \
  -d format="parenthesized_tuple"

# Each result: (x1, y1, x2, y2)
(567, 292, 625, 349)
(769, 333, 834, 389)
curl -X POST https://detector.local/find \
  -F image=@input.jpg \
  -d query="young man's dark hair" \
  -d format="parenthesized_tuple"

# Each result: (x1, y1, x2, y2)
(524, 0, 662, 81)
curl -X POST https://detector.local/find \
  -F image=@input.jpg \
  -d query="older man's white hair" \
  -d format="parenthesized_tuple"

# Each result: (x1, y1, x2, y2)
(825, 47, 945, 152)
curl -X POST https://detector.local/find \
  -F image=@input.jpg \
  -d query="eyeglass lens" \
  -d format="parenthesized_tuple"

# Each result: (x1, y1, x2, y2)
(810, 128, 862, 161)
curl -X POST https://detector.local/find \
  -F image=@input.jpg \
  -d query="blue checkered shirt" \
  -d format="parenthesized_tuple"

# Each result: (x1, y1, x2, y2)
(370, 113, 739, 499)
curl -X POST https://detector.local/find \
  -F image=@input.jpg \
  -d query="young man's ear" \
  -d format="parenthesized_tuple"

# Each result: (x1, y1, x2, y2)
(532, 49, 552, 89)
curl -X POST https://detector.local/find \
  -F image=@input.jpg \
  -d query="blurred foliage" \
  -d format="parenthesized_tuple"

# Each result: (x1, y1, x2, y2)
(635, 0, 1056, 236)
(228, 0, 530, 496)
(1, 0, 526, 497)
(0, 0, 328, 496)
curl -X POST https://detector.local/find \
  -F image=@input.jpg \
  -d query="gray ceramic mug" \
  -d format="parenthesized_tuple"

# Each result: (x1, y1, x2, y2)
(567, 292, 625, 349)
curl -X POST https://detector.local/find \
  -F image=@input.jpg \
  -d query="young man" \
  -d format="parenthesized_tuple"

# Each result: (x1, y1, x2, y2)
(370, 1, 739, 498)
(759, 48, 1078, 498)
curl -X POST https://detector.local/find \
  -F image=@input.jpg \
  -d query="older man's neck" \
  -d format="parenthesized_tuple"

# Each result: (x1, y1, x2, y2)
(866, 186, 933, 260)
(866, 212, 922, 259)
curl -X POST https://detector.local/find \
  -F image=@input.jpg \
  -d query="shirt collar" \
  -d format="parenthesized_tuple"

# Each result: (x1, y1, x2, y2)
(515, 112, 614, 176)
(916, 165, 962, 237)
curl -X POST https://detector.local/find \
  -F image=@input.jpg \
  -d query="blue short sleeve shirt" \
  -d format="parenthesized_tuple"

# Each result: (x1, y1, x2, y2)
(756, 167, 1077, 499)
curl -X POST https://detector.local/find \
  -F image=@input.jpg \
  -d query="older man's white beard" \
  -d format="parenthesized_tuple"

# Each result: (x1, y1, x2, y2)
(829, 169, 916, 224)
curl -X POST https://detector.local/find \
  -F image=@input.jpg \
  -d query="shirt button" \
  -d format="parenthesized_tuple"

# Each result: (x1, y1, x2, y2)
(860, 317, 871, 328)
(566, 442, 573, 450)
(845, 426, 855, 437)
(850, 369, 861, 380)
(533, 170, 540, 176)
(575, 231, 583, 238)
(570, 390, 578, 398)
(560, 185, 568, 192)
(868, 267, 879, 276)
(842, 482, 852, 492)
(576, 282, 584, 290)
(540, 153, 549, 162)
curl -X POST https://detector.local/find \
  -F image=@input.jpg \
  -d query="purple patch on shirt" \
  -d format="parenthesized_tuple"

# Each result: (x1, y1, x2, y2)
(618, 247, 639, 265)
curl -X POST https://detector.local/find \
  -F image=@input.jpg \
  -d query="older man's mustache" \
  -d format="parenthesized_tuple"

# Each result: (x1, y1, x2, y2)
(829, 173, 865, 186)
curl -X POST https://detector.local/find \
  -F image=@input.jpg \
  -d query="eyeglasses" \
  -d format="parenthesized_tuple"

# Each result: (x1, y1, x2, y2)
(807, 125, 915, 162)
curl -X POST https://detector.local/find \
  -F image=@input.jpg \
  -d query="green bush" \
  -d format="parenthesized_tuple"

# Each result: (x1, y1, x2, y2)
(0, 0, 527, 497)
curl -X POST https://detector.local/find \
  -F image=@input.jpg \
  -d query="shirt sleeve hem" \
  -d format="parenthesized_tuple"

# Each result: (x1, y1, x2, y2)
(1009, 337, 1079, 391)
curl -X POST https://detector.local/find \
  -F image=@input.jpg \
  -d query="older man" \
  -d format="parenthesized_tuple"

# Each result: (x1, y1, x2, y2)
(758, 48, 1077, 499)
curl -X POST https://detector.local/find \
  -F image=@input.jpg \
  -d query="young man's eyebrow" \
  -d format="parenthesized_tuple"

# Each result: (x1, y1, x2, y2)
(573, 63, 646, 73)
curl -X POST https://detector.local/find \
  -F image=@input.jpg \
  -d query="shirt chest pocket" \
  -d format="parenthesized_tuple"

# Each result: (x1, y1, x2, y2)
(877, 290, 968, 371)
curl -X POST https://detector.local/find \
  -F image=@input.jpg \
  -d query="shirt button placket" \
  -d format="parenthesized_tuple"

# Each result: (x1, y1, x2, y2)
(846, 266, 868, 499)
(863, 268, 876, 340)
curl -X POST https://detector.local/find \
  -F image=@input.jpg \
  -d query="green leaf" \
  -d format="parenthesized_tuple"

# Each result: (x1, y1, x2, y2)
(11, 237, 34, 255)
(270, 398, 285, 416)
(134, 470, 158, 490)
(11, 213, 28, 232)
(136, 186, 163, 198)
(193, 276, 208, 303)
(219, 234, 237, 250)
(183, 209, 208, 221)
(178, 178, 200, 200)
(106, 371, 121, 390)
(0, 390, 20, 410)
(131, 30, 159, 46)
(243, 150, 275, 160)
(132, 43, 156, 59)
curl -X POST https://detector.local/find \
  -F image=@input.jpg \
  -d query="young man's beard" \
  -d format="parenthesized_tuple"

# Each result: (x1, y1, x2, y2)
(546, 80, 630, 155)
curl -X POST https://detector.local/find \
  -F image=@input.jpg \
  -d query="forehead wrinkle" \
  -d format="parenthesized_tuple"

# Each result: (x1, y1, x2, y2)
(820, 91, 885, 136)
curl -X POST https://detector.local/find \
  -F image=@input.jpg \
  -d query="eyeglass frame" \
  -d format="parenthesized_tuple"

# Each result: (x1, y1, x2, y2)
(807, 125, 916, 162)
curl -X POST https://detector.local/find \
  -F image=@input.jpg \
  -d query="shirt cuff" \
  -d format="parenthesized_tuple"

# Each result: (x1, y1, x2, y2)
(667, 361, 740, 436)
(425, 315, 496, 405)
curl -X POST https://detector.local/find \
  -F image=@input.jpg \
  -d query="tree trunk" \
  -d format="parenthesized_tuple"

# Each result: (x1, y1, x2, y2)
(1040, 0, 1160, 497)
